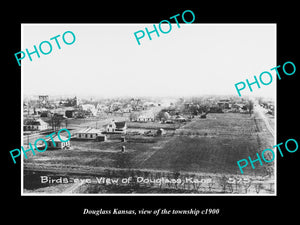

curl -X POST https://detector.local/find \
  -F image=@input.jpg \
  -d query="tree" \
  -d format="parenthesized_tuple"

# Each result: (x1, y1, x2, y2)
(50, 114, 63, 131)
(129, 112, 139, 121)
(156, 110, 170, 121)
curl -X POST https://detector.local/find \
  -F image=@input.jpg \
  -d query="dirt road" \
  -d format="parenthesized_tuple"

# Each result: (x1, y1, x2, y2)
(254, 105, 275, 137)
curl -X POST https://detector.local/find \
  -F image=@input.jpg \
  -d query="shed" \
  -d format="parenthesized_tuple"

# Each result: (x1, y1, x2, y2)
(121, 145, 126, 152)
(96, 135, 107, 142)
(156, 128, 166, 136)
(46, 135, 71, 150)
(175, 115, 186, 122)
(65, 110, 76, 118)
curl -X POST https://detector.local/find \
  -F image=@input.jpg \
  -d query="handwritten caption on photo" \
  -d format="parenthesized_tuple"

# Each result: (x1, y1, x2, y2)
(40, 175, 213, 185)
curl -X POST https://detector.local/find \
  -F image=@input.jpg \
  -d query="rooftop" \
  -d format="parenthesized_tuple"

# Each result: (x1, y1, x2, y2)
(76, 127, 102, 134)
(114, 121, 126, 128)
(24, 118, 48, 126)
(45, 135, 69, 142)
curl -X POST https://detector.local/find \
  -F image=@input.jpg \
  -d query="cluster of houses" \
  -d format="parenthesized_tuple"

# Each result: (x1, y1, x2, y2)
(27, 117, 170, 151)
(27, 120, 129, 151)
(183, 98, 250, 114)
(24, 96, 160, 123)
(216, 99, 249, 112)
(98, 100, 157, 114)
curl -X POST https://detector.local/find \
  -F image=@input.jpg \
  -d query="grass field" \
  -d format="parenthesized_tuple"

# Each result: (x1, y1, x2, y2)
(141, 112, 273, 176)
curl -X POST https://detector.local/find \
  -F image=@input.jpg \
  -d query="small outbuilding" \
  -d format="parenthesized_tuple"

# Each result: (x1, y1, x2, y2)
(95, 135, 107, 142)
(174, 115, 186, 122)
(46, 135, 71, 150)
(121, 145, 126, 152)
(200, 112, 208, 119)
(156, 128, 166, 136)
(65, 110, 77, 118)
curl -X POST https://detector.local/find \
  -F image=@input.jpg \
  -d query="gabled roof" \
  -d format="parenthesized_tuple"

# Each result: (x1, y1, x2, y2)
(24, 118, 48, 126)
(137, 112, 154, 118)
(76, 127, 102, 134)
(114, 121, 126, 129)
(233, 103, 245, 107)
(45, 135, 69, 142)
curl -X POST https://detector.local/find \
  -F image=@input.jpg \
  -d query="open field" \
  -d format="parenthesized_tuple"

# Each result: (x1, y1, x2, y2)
(141, 112, 274, 176)
(23, 111, 275, 194)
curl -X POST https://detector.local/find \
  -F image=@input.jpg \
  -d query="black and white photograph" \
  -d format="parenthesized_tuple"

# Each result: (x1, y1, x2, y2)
(4, 4, 299, 221)
(21, 24, 276, 195)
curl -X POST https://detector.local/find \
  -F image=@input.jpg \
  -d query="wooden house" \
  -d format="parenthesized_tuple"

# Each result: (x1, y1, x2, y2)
(106, 121, 127, 134)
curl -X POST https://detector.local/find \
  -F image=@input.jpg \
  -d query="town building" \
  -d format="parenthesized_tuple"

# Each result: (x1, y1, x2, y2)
(23, 118, 48, 131)
(96, 104, 109, 114)
(80, 104, 97, 116)
(217, 99, 231, 109)
(231, 103, 246, 112)
(65, 110, 77, 118)
(136, 114, 155, 122)
(75, 127, 103, 139)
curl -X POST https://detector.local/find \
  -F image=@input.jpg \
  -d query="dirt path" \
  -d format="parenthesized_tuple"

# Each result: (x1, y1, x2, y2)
(254, 105, 275, 137)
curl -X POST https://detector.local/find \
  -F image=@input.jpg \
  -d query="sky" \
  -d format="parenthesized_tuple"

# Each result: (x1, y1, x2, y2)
(22, 24, 276, 99)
